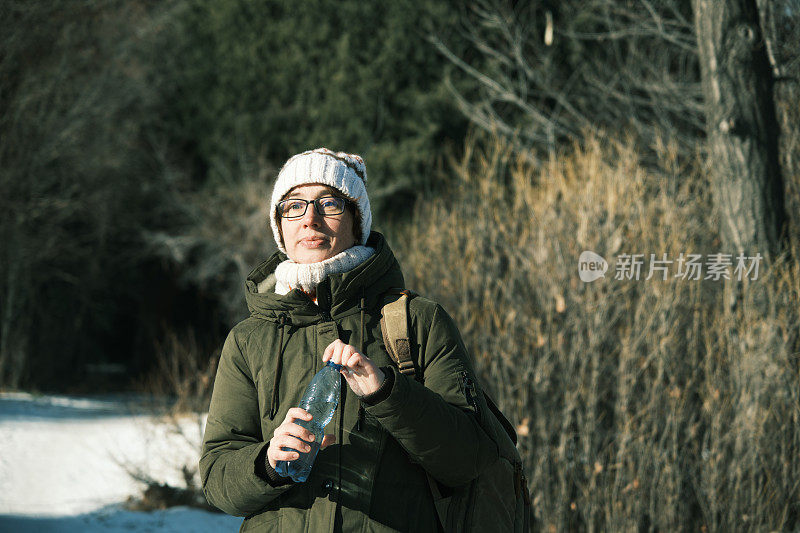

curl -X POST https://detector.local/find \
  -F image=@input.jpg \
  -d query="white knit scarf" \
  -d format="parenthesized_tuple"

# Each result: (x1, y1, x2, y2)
(271, 245, 375, 296)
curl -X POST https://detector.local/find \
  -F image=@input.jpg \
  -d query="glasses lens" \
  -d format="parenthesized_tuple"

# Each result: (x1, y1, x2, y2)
(316, 197, 346, 215)
(280, 200, 308, 218)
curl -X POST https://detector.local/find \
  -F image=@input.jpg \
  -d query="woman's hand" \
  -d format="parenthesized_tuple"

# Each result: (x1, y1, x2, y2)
(267, 407, 336, 469)
(323, 339, 385, 397)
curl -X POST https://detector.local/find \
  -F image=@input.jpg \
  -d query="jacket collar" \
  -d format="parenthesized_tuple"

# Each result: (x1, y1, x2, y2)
(244, 231, 405, 325)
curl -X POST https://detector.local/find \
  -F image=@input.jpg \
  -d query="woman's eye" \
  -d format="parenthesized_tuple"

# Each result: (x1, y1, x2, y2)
(286, 201, 306, 212)
(318, 198, 339, 209)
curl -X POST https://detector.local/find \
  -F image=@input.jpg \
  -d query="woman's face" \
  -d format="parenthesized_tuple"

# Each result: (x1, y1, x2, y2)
(279, 184, 356, 264)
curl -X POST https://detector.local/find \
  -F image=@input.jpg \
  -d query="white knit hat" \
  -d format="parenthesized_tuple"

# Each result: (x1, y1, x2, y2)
(269, 147, 372, 254)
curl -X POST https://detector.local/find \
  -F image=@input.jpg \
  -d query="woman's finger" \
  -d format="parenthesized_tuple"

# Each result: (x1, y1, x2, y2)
(276, 449, 300, 462)
(331, 339, 346, 365)
(273, 418, 313, 441)
(276, 422, 315, 443)
(267, 445, 298, 468)
(341, 344, 356, 364)
(322, 340, 336, 363)
(270, 444, 300, 463)
(284, 407, 312, 424)
(343, 350, 364, 370)
(275, 434, 313, 454)
(348, 353, 378, 379)
(323, 339, 345, 363)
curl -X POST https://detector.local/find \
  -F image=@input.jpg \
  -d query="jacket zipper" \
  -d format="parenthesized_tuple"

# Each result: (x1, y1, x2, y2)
(460, 371, 480, 420)
(457, 372, 482, 531)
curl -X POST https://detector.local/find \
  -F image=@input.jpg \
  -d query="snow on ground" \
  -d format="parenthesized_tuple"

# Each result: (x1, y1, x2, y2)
(0, 392, 241, 532)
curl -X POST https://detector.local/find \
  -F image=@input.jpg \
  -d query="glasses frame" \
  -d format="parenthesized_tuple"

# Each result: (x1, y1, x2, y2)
(277, 195, 350, 219)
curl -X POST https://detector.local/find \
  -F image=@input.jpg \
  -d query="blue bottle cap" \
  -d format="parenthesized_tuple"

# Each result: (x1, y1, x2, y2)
(326, 361, 344, 371)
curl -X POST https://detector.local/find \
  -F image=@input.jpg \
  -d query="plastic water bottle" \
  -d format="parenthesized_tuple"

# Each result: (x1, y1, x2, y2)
(275, 361, 342, 482)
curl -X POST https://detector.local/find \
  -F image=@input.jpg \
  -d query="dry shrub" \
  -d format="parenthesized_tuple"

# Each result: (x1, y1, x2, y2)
(141, 329, 219, 416)
(129, 328, 220, 511)
(393, 133, 800, 531)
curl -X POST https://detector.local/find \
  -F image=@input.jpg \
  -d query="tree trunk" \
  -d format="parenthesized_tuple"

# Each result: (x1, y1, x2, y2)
(692, 0, 787, 260)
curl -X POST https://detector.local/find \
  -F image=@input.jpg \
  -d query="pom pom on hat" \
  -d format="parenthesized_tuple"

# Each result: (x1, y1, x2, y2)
(269, 148, 372, 254)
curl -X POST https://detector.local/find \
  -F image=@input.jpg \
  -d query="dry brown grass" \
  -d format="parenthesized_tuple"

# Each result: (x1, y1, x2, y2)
(131, 329, 220, 511)
(140, 329, 219, 416)
(392, 134, 800, 531)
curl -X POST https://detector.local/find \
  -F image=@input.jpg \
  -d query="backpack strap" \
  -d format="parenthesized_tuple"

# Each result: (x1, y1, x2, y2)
(380, 289, 416, 377)
(380, 288, 529, 531)
(380, 288, 450, 529)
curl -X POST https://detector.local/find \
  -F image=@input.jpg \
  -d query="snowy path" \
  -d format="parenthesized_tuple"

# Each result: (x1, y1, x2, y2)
(0, 393, 241, 532)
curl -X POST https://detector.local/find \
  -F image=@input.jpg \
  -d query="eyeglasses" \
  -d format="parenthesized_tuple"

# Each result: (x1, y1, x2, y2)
(277, 196, 349, 219)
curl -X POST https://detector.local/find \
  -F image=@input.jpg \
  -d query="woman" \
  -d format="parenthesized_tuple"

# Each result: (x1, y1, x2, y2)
(200, 148, 499, 532)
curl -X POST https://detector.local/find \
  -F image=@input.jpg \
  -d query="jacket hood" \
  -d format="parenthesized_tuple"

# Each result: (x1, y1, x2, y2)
(244, 231, 405, 326)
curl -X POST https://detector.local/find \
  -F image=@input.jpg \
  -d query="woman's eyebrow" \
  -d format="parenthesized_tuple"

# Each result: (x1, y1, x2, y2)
(286, 191, 337, 199)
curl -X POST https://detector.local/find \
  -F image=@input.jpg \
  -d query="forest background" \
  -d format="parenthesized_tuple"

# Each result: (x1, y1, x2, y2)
(2, 0, 800, 530)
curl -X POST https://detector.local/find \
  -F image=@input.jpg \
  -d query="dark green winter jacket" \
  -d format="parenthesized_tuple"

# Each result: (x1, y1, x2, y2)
(200, 232, 499, 532)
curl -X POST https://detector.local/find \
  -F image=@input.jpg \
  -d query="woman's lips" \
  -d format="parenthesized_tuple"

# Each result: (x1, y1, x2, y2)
(300, 237, 328, 248)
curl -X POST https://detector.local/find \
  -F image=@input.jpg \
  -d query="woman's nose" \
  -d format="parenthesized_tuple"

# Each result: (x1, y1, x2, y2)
(301, 203, 322, 225)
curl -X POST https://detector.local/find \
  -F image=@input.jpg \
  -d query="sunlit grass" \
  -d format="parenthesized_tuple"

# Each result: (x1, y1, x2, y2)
(392, 134, 800, 531)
